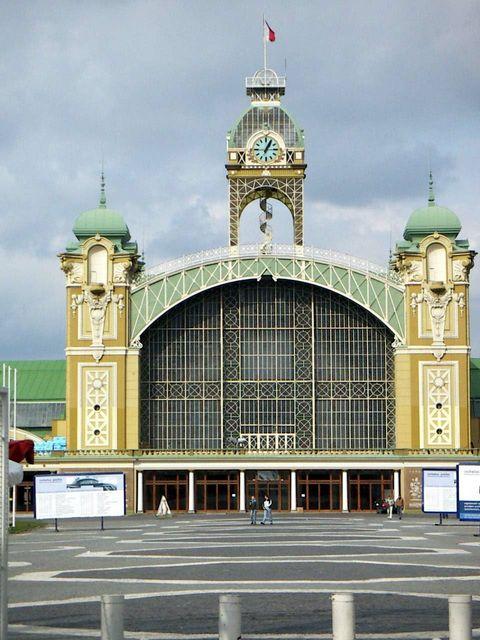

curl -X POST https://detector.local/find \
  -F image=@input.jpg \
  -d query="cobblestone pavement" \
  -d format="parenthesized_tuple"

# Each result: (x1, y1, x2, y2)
(7, 513, 480, 638)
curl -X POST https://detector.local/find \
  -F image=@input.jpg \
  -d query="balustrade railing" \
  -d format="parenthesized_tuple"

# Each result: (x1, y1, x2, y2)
(133, 244, 402, 288)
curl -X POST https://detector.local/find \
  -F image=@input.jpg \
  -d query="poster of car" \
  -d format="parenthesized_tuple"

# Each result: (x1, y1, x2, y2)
(34, 473, 125, 520)
(422, 468, 457, 514)
(457, 464, 480, 521)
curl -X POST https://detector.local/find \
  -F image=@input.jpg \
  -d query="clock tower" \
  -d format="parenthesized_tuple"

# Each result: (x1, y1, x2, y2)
(226, 67, 306, 247)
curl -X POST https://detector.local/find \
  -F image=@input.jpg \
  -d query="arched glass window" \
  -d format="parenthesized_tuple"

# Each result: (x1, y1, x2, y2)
(88, 245, 108, 285)
(427, 243, 447, 283)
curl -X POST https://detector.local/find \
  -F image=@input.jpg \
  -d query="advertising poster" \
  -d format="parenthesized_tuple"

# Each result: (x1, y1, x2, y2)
(34, 473, 125, 520)
(457, 464, 480, 521)
(422, 468, 457, 514)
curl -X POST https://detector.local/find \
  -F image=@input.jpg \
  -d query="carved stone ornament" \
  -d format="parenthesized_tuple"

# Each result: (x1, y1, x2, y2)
(403, 260, 422, 283)
(71, 289, 125, 361)
(113, 261, 132, 284)
(410, 286, 453, 360)
(61, 259, 83, 284)
(452, 259, 472, 283)
(392, 256, 422, 284)
(130, 337, 143, 349)
(392, 335, 405, 350)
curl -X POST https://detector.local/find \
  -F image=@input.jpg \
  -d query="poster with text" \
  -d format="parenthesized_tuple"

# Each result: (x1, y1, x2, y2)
(34, 473, 125, 520)
(422, 468, 457, 514)
(457, 464, 480, 521)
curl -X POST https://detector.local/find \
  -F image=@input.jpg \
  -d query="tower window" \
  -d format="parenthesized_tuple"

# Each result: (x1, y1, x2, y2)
(88, 245, 108, 286)
(426, 243, 447, 283)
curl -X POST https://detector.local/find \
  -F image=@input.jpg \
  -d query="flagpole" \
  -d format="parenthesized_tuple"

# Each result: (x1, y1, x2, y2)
(263, 15, 267, 71)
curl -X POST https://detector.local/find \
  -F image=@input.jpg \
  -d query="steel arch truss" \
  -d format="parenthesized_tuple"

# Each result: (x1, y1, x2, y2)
(130, 254, 405, 342)
(228, 176, 304, 246)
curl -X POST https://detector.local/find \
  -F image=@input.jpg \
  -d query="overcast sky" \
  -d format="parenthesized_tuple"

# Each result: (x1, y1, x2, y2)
(1, 0, 479, 359)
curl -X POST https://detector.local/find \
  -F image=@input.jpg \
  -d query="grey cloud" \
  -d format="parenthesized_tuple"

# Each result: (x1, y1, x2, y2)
(0, 0, 479, 357)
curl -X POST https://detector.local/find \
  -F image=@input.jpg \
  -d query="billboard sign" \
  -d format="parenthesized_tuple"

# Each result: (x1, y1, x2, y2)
(422, 468, 457, 514)
(457, 464, 480, 521)
(34, 473, 125, 520)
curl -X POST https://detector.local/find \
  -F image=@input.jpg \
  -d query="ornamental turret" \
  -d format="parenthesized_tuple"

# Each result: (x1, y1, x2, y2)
(226, 68, 306, 247)
(58, 175, 142, 450)
(392, 174, 476, 450)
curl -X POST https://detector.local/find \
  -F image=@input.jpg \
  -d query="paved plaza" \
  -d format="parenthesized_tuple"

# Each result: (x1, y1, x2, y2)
(7, 513, 480, 639)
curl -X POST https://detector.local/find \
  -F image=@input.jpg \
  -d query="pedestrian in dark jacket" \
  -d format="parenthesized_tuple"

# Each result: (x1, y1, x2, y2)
(249, 495, 257, 525)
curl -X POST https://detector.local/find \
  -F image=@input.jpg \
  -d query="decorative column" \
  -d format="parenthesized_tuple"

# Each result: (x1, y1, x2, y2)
(290, 470, 297, 511)
(188, 471, 195, 513)
(136, 471, 143, 513)
(393, 470, 400, 501)
(239, 470, 246, 512)
(342, 470, 349, 512)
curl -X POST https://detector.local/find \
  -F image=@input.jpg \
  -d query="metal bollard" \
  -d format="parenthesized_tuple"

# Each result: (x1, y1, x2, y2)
(219, 594, 241, 640)
(331, 592, 355, 640)
(449, 595, 472, 640)
(101, 594, 124, 640)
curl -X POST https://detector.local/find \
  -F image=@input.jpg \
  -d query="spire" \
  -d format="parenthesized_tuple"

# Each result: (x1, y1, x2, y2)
(428, 171, 435, 207)
(99, 170, 106, 208)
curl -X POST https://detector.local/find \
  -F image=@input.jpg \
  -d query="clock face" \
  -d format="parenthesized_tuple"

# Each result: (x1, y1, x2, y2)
(253, 136, 279, 162)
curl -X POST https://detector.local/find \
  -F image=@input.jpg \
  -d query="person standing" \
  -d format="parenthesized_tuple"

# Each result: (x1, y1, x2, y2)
(387, 496, 394, 519)
(261, 495, 273, 525)
(249, 495, 258, 525)
(395, 495, 404, 520)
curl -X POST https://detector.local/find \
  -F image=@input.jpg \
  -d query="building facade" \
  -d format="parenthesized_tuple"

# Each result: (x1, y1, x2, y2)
(11, 66, 480, 514)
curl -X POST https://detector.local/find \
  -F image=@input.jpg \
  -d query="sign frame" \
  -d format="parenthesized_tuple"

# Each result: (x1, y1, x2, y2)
(457, 463, 480, 522)
(421, 467, 457, 515)
(34, 471, 126, 520)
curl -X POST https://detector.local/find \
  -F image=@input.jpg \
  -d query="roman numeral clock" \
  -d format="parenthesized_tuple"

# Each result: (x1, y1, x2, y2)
(226, 68, 306, 247)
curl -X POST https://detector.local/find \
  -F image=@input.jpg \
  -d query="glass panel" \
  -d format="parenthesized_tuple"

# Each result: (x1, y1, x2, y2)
(331, 484, 340, 510)
(206, 485, 217, 510)
(309, 485, 319, 510)
(319, 485, 331, 510)
(359, 485, 371, 510)
(144, 484, 154, 511)
(139, 280, 395, 451)
(178, 485, 187, 511)
(349, 483, 359, 511)
(196, 485, 205, 511)
(218, 484, 228, 510)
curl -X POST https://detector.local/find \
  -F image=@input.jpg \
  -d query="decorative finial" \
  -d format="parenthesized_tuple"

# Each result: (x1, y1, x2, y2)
(428, 171, 435, 207)
(99, 170, 106, 208)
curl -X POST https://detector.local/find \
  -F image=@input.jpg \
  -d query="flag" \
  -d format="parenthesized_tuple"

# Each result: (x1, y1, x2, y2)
(264, 20, 275, 43)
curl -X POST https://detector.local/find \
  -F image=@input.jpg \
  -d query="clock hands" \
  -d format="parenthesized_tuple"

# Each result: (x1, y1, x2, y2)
(264, 139, 273, 154)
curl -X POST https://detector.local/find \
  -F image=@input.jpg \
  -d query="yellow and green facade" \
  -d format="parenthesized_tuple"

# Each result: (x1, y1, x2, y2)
(6, 67, 480, 514)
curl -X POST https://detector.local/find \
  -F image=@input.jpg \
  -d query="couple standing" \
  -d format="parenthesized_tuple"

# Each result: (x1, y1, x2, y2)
(249, 495, 273, 525)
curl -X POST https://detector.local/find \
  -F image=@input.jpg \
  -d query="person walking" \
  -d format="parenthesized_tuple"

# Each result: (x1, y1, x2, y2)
(395, 495, 404, 520)
(249, 495, 258, 525)
(261, 495, 273, 525)
(387, 496, 394, 519)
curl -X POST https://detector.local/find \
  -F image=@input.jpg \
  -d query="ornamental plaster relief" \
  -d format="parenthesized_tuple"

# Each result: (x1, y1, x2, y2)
(60, 259, 83, 285)
(113, 261, 132, 284)
(410, 285, 465, 360)
(84, 369, 110, 448)
(71, 289, 125, 361)
(452, 258, 473, 283)
(420, 364, 458, 448)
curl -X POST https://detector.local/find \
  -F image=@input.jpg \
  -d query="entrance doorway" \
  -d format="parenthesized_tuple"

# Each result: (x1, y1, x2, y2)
(142, 471, 188, 512)
(246, 470, 290, 511)
(348, 470, 393, 511)
(196, 471, 238, 511)
(297, 470, 341, 511)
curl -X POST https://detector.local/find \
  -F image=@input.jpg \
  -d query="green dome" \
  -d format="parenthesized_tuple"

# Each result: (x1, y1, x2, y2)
(73, 206, 130, 240)
(404, 205, 461, 242)
(72, 175, 130, 242)
(403, 173, 461, 242)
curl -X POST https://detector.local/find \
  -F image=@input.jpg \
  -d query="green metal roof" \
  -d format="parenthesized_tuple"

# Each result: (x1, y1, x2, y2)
(403, 173, 462, 242)
(404, 204, 461, 242)
(0, 360, 65, 402)
(73, 207, 130, 240)
(471, 358, 480, 400)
